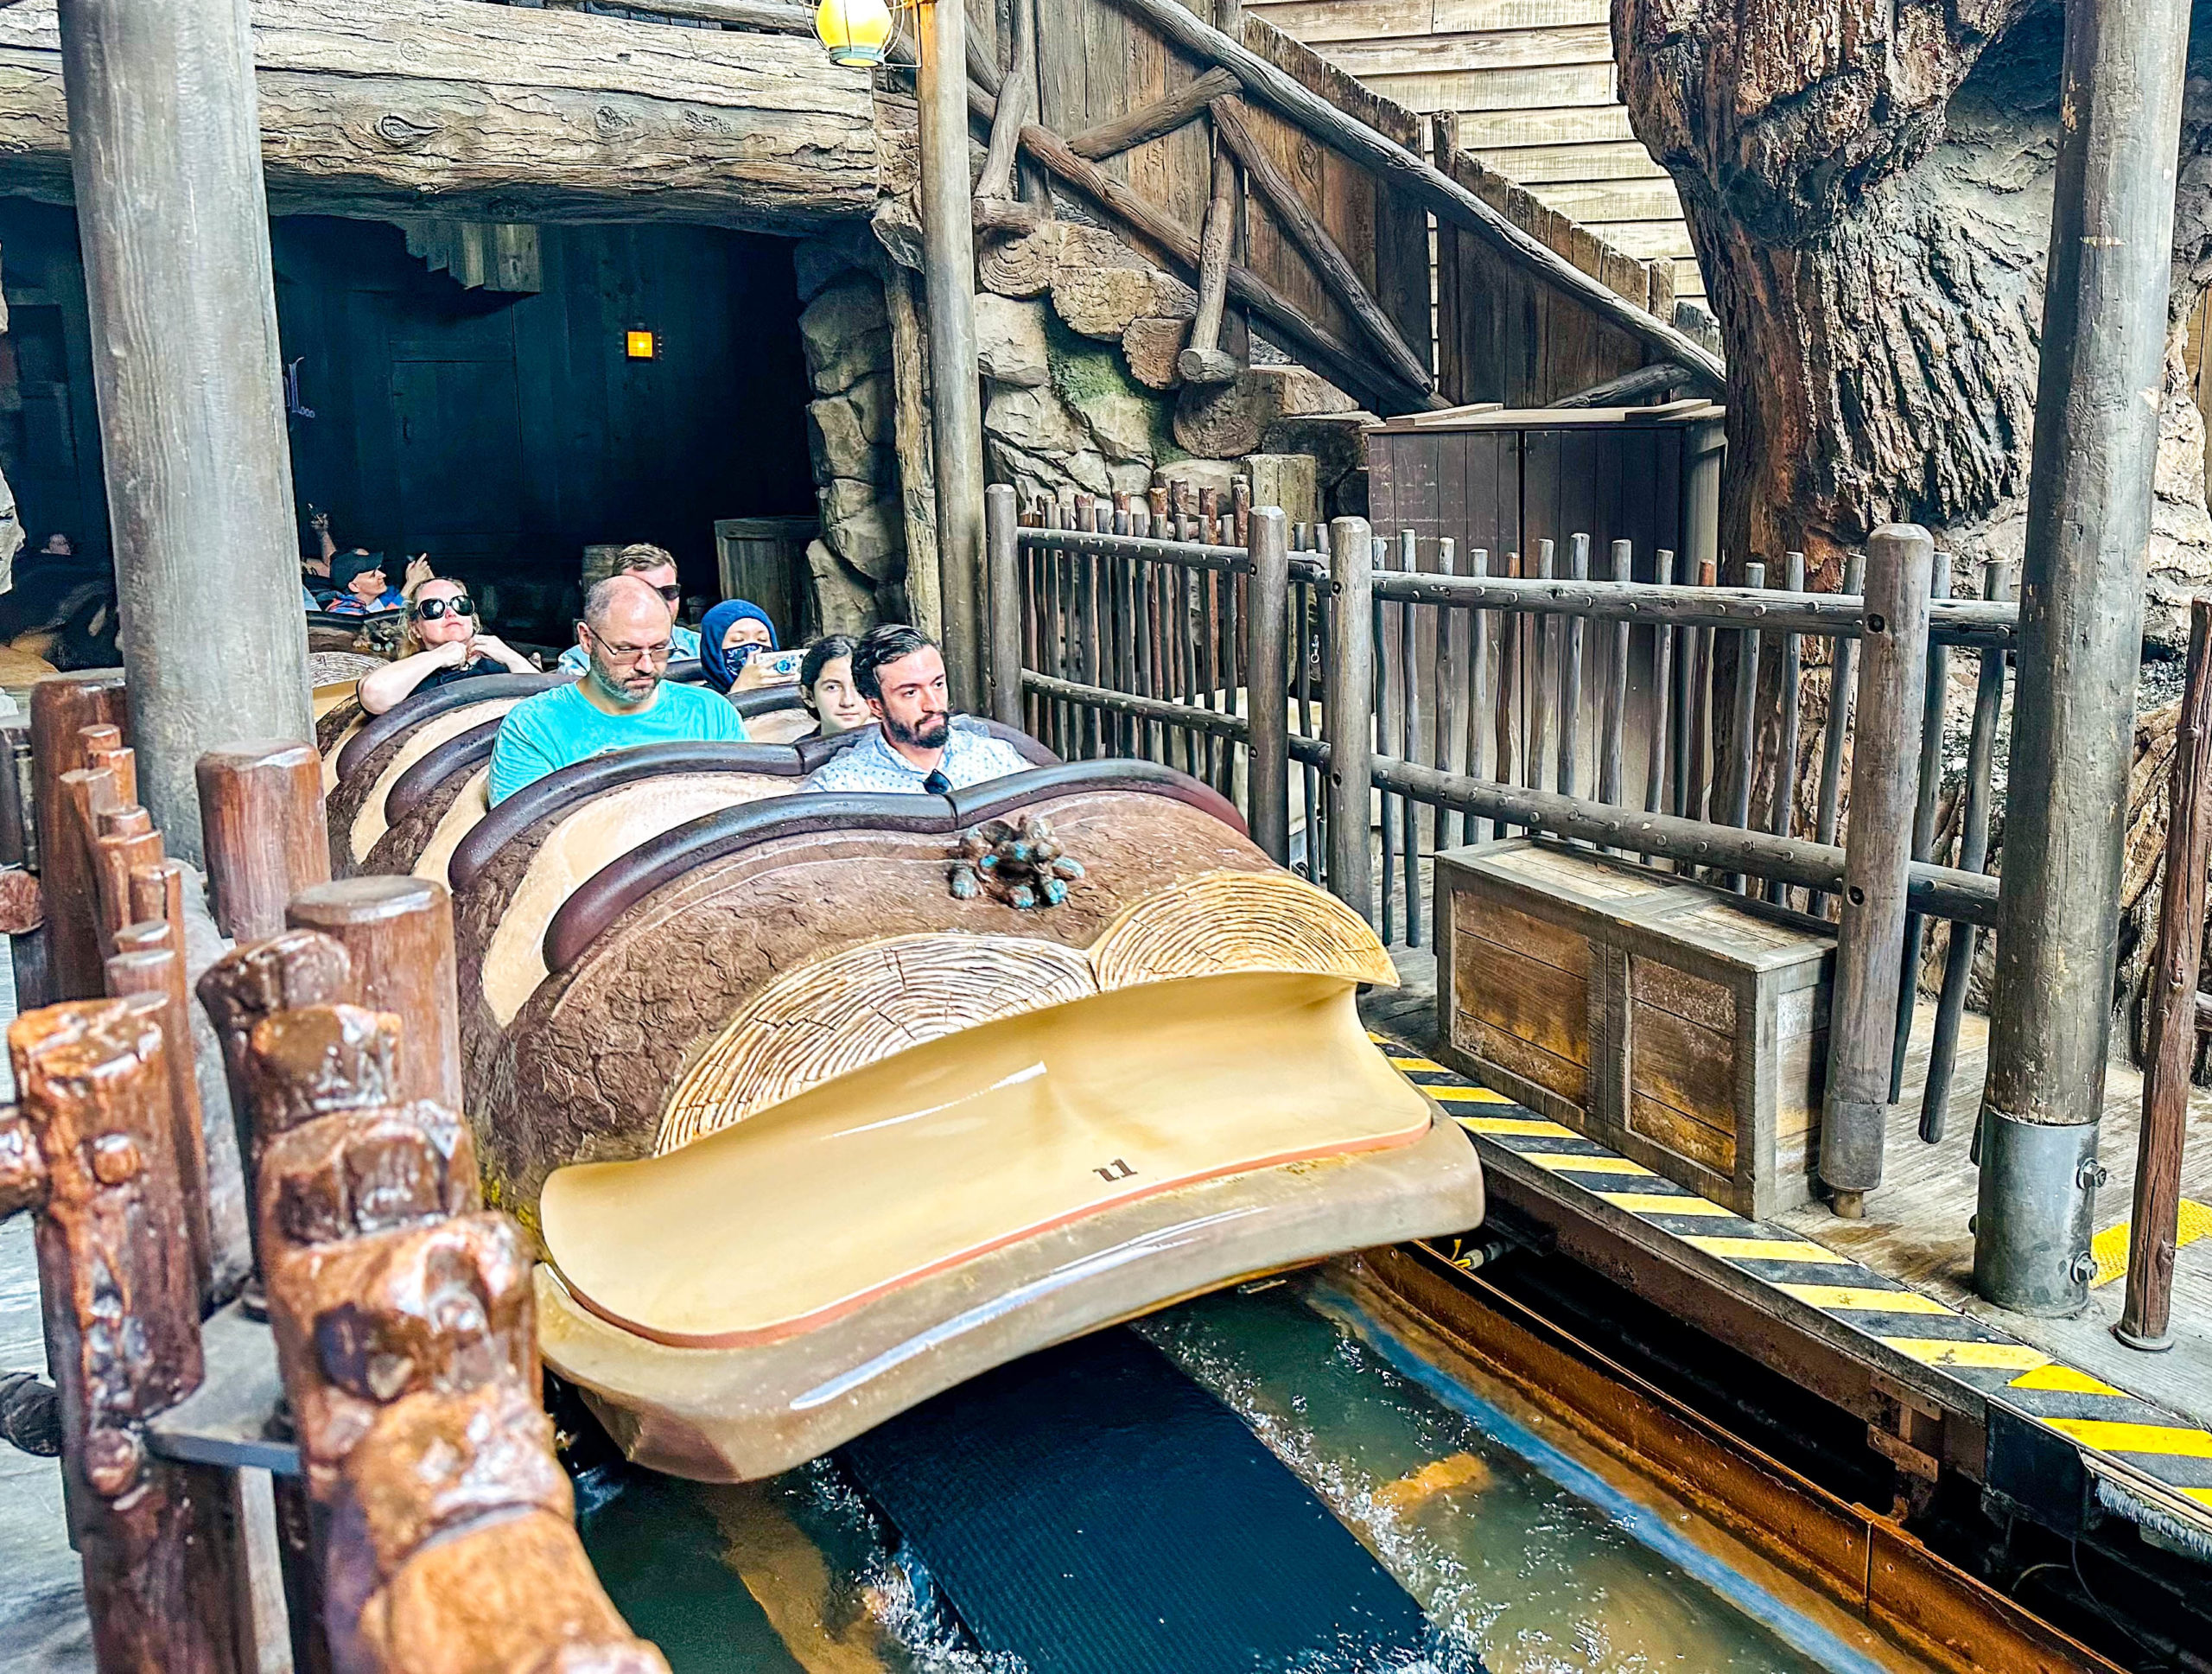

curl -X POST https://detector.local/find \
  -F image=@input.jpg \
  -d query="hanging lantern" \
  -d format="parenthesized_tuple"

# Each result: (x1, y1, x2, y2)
(815, 0, 893, 67)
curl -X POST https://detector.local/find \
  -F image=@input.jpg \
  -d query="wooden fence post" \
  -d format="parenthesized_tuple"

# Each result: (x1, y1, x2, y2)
(106, 929, 214, 1302)
(197, 742, 333, 943)
(1244, 506, 1291, 863)
(29, 672, 130, 1001)
(1819, 525, 1934, 1218)
(1323, 517, 1374, 922)
(241, 1000, 666, 1672)
(2116, 595, 2212, 1349)
(287, 877, 462, 1111)
(985, 484, 1026, 729)
(10, 995, 247, 1673)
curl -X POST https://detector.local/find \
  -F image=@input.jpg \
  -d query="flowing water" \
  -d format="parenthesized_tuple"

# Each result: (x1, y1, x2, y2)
(580, 1271, 1928, 1674)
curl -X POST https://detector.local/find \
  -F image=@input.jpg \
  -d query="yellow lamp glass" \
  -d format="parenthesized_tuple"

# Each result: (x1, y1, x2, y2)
(626, 329, 657, 360)
(815, 0, 893, 67)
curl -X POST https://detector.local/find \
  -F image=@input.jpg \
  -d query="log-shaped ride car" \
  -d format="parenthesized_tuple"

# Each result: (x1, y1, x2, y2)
(330, 688, 1486, 1480)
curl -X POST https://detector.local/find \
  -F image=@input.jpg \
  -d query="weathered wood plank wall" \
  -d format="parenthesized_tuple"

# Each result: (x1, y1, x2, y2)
(1248, 0, 1700, 299)
(969, 0, 1432, 389)
(1433, 139, 1667, 404)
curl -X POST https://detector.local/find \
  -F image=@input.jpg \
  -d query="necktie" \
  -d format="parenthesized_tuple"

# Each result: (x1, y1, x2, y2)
(923, 768, 951, 796)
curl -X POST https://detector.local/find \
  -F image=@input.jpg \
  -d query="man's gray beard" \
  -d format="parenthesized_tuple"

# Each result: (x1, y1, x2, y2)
(887, 711, 950, 749)
(589, 659, 658, 708)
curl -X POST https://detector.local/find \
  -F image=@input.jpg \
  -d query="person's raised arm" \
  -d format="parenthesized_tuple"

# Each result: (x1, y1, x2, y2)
(467, 633, 537, 675)
(357, 639, 471, 715)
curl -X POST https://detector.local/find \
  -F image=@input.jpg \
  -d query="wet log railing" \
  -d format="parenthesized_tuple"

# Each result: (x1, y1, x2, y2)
(0, 676, 668, 1672)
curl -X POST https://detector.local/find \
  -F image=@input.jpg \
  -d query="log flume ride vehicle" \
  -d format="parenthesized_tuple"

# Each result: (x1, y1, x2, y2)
(319, 675, 1486, 1480)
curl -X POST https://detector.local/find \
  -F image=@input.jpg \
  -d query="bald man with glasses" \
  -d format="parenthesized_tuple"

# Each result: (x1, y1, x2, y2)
(556, 544, 701, 674)
(488, 574, 746, 805)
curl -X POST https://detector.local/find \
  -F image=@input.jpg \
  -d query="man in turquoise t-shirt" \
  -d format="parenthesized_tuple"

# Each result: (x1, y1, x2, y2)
(488, 574, 747, 804)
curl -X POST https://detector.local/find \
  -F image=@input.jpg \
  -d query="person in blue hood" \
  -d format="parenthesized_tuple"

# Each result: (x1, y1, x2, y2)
(698, 598, 780, 692)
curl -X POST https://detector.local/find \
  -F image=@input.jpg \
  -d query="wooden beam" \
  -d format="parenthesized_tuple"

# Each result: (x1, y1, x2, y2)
(1210, 94, 1432, 397)
(0, 0, 877, 229)
(1976, 0, 2194, 1313)
(975, 0, 1033, 200)
(611, 0, 817, 31)
(1179, 142, 1242, 385)
(1067, 66, 1237, 162)
(58, 0, 312, 852)
(1549, 360, 1685, 408)
(923, 0, 988, 710)
(971, 82, 1437, 414)
(2120, 595, 2212, 1347)
(1097, 0, 1724, 389)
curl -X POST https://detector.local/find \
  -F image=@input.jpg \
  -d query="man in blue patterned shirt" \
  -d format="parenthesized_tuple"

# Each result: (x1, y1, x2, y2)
(803, 624, 1029, 794)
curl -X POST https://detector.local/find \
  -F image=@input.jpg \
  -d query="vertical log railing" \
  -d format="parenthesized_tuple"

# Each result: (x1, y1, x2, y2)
(2115, 595, 2212, 1349)
(1818, 525, 1934, 1219)
(987, 480, 1307, 869)
(982, 492, 2024, 1205)
(1, 698, 669, 1670)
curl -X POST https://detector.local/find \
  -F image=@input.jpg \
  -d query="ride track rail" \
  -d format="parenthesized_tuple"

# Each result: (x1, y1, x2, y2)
(1370, 1034, 2212, 1550)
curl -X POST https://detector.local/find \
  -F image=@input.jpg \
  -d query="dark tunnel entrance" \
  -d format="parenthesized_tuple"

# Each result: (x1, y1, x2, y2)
(0, 202, 820, 659)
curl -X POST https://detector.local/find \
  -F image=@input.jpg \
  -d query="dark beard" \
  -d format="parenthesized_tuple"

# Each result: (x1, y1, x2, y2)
(887, 710, 951, 750)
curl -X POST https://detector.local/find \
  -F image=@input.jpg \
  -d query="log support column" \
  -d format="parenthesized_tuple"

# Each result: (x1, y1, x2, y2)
(1976, 0, 2193, 1315)
(917, 0, 987, 710)
(55, 0, 312, 859)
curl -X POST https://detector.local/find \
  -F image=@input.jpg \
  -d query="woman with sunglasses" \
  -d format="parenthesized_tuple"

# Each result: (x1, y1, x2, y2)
(356, 576, 536, 715)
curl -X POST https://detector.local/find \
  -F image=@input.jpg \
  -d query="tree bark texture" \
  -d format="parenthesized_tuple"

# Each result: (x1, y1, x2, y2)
(0, 0, 878, 230)
(1617, 0, 2212, 636)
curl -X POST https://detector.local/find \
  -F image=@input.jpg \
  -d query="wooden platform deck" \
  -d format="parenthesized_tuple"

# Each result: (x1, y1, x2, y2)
(1359, 938, 2212, 1442)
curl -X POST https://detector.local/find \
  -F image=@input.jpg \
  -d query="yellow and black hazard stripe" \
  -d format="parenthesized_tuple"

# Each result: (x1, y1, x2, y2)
(1375, 1035, 2212, 1525)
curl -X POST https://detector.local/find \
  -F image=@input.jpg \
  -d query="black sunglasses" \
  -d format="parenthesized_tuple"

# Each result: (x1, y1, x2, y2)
(652, 582, 683, 603)
(410, 595, 477, 622)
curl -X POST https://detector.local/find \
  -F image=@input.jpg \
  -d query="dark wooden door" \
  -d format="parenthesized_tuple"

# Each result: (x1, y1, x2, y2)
(390, 358, 524, 559)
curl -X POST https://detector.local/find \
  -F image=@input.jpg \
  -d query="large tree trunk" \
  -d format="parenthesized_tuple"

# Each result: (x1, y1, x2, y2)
(1614, 0, 2046, 587)
(1619, 0, 2212, 1051)
(0, 0, 879, 230)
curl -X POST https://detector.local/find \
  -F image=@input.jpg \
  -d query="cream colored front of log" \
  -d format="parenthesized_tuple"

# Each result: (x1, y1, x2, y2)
(541, 971, 1433, 1347)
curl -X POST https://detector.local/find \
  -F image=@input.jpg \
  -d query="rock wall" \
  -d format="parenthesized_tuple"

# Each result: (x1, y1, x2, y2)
(786, 203, 1382, 636)
(793, 232, 908, 635)
(973, 218, 1376, 523)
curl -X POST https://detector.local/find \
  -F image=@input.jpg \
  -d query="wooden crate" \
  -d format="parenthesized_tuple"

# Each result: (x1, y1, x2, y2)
(1436, 838, 1834, 1219)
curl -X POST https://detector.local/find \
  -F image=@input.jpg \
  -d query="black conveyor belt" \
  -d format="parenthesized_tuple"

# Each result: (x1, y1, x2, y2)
(842, 1327, 1463, 1674)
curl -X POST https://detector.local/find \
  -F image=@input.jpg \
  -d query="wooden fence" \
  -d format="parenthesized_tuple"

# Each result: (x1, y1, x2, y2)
(982, 487, 2019, 1144)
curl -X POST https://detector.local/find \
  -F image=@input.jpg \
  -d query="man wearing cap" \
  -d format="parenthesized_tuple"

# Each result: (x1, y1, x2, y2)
(322, 551, 404, 616)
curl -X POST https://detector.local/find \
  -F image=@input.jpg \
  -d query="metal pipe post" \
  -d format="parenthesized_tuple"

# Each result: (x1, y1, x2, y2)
(1820, 525, 1933, 1219)
(1977, 0, 2191, 1315)
(56, 0, 313, 861)
(917, 0, 988, 710)
(1244, 507, 1291, 863)
(1323, 518, 1375, 924)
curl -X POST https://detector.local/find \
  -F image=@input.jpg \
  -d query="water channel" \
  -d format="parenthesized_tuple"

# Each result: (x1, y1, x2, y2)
(580, 1271, 1930, 1674)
